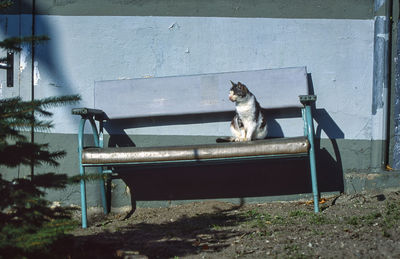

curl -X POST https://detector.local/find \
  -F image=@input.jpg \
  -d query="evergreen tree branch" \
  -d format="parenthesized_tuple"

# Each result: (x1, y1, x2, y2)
(30, 173, 68, 189)
(0, 1, 14, 9)
(0, 142, 66, 168)
(0, 35, 50, 52)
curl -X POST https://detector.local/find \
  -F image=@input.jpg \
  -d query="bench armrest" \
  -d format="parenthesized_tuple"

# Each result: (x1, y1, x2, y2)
(72, 108, 106, 120)
(299, 95, 317, 105)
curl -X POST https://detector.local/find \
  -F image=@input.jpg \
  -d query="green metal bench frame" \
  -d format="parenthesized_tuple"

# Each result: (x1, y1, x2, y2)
(72, 94, 318, 228)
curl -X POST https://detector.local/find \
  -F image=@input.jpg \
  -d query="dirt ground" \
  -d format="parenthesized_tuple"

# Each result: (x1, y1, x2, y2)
(68, 190, 400, 259)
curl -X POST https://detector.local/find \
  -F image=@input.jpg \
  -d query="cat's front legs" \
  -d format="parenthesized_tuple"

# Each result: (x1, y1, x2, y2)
(237, 132, 247, 142)
(234, 129, 251, 142)
(244, 125, 256, 141)
(233, 128, 246, 142)
(230, 127, 246, 142)
(230, 116, 247, 142)
(231, 125, 250, 142)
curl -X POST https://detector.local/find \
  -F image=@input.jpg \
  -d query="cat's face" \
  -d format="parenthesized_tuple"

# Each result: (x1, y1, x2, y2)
(229, 81, 248, 102)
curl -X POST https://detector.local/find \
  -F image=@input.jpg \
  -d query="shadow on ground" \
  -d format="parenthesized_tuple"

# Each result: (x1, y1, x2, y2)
(58, 191, 400, 259)
(69, 203, 247, 258)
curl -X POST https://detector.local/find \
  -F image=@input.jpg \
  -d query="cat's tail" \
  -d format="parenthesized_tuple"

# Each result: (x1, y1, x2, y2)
(216, 137, 235, 143)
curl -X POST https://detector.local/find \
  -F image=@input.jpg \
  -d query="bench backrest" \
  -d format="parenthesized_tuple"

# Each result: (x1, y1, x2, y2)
(94, 67, 308, 119)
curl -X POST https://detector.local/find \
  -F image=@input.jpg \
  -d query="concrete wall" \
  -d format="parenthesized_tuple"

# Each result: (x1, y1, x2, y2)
(1, 0, 398, 207)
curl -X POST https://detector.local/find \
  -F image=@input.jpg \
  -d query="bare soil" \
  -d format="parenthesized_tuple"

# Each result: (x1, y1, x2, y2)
(68, 190, 400, 259)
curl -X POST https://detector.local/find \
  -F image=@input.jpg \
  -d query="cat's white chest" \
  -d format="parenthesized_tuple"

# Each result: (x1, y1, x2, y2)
(236, 98, 255, 121)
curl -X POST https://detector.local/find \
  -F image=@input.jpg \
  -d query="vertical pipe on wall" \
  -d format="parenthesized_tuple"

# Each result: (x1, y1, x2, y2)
(371, 0, 391, 170)
(393, 1, 400, 169)
(30, 0, 36, 178)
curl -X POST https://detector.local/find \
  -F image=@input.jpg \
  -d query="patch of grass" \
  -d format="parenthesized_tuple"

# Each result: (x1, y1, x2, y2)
(289, 210, 311, 218)
(383, 201, 400, 228)
(244, 209, 272, 228)
(346, 212, 382, 226)
(341, 201, 400, 238)
(211, 224, 223, 231)
(245, 209, 265, 219)
(379, 201, 400, 238)
(346, 216, 361, 226)
(290, 210, 332, 226)
(365, 212, 382, 223)
(243, 209, 309, 231)
(244, 209, 332, 230)
(309, 213, 330, 225)
(243, 209, 291, 229)
(273, 215, 286, 224)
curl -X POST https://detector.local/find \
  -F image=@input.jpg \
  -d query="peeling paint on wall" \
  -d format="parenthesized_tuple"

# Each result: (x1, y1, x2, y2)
(19, 45, 29, 72)
(168, 22, 180, 30)
(374, 0, 386, 13)
(33, 61, 40, 86)
(376, 33, 389, 40)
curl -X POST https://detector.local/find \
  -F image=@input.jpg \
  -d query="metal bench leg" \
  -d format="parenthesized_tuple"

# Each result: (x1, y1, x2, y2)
(80, 164, 88, 228)
(304, 105, 319, 213)
(78, 118, 88, 228)
(79, 117, 108, 228)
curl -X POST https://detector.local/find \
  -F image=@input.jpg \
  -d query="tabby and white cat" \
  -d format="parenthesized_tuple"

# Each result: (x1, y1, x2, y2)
(217, 81, 268, 142)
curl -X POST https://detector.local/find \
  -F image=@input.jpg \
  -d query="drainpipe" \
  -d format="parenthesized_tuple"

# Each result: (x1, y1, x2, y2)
(371, 0, 391, 171)
(393, 1, 400, 169)
(30, 0, 36, 178)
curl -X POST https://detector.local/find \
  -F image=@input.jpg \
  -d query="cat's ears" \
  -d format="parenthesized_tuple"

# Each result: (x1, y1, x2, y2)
(230, 81, 243, 86)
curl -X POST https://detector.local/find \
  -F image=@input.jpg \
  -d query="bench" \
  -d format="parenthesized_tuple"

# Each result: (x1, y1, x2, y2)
(72, 67, 319, 228)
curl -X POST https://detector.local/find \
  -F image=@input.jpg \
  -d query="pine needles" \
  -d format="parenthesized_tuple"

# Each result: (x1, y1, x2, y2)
(0, 3, 83, 257)
(0, 94, 81, 258)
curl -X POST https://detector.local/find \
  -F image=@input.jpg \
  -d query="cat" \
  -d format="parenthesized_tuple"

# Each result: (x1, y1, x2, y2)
(217, 81, 267, 142)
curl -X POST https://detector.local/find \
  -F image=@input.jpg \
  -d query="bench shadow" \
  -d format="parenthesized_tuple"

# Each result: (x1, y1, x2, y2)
(119, 158, 315, 201)
(314, 108, 345, 193)
(307, 73, 345, 194)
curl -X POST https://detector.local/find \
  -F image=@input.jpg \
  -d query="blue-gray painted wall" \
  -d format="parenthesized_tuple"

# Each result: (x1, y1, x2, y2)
(0, 0, 399, 207)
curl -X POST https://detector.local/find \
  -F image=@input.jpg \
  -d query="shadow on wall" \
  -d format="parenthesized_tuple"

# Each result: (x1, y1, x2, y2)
(0, 1, 76, 96)
(103, 73, 345, 207)
(308, 73, 345, 194)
